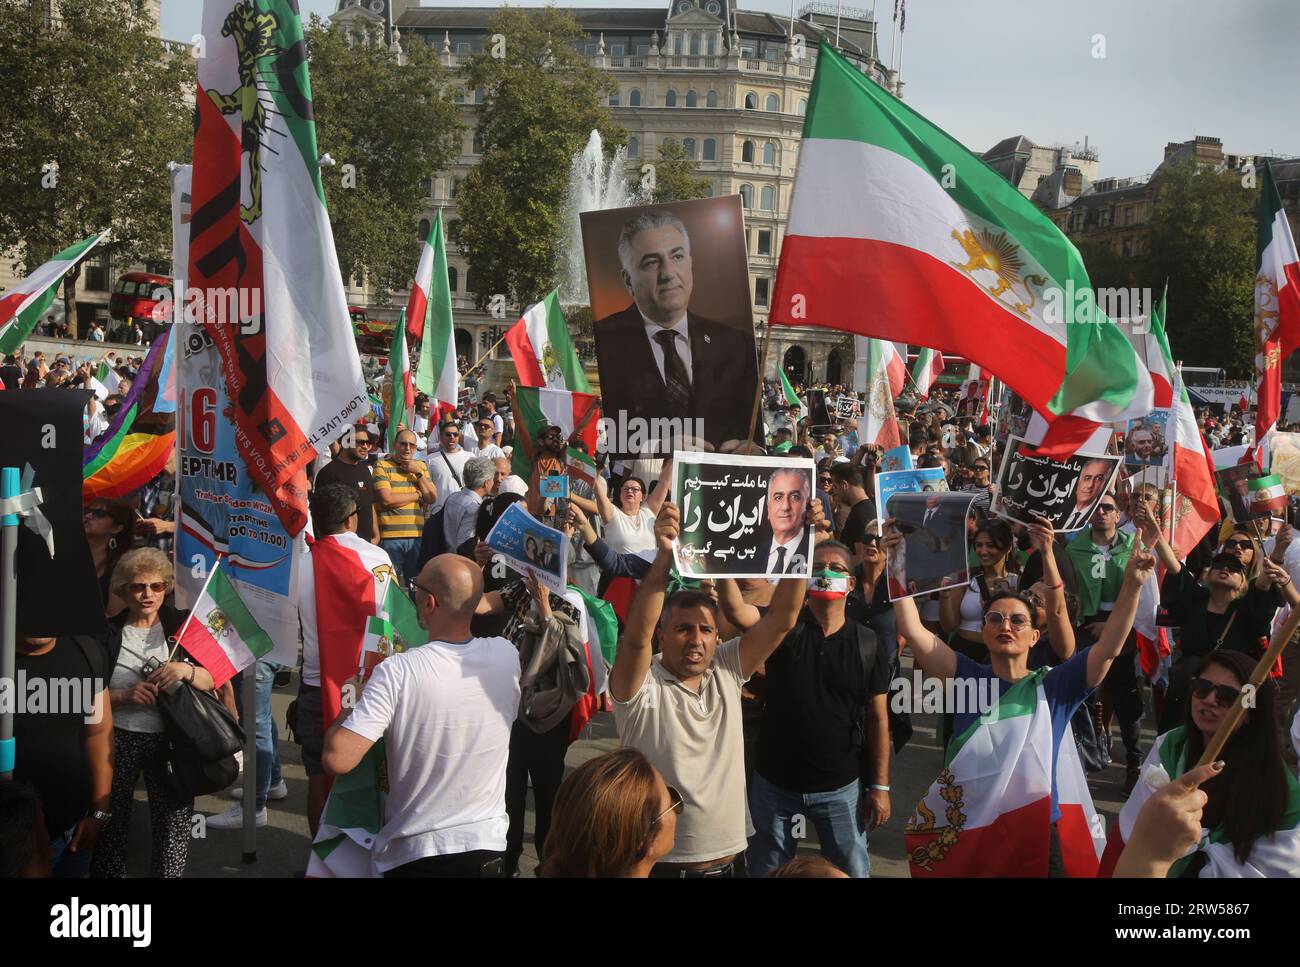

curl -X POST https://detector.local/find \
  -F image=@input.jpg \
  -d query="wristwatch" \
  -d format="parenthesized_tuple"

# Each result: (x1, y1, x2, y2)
(88, 809, 112, 823)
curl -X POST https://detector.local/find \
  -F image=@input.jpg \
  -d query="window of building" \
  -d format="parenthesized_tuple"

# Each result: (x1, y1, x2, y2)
(739, 184, 753, 209)
(702, 138, 716, 161)
(798, 98, 808, 115)
(683, 138, 696, 159)
(449, 176, 460, 199)
(707, 89, 718, 108)
(746, 228, 752, 252)
(760, 185, 775, 210)
(448, 266, 458, 292)
(466, 268, 479, 296)
(472, 131, 484, 154)
(418, 217, 430, 240)
(686, 89, 698, 108)
(674, 33, 683, 55)
(763, 141, 776, 166)
(745, 91, 758, 109)
(707, 34, 717, 56)
(757, 229, 772, 255)
(627, 135, 639, 158)
(1123, 206, 1132, 226)
(765, 93, 780, 112)
(742, 139, 754, 163)
(1122, 237, 1133, 257)
(689, 33, 700, 55)
(609, 90, 620, 106)
(629, 89, 641, 106)
(704, 183, 714, 197)
(665, 89, 677, 107)
(755, 277, 770, 307)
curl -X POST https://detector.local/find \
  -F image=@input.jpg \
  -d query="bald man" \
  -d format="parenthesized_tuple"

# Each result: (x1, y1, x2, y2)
(322, 554, 521, 877)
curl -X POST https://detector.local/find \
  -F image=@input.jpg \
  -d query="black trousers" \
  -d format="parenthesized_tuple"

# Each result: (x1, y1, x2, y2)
(383, 850, 504, 878)
(504, 716, 571, 875)
(1094, 625, 1143, 769)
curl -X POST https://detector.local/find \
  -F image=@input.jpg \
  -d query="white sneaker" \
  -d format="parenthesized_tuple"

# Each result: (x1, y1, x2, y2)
(205, 803, 267, 829)
(229, 780, 288, 801)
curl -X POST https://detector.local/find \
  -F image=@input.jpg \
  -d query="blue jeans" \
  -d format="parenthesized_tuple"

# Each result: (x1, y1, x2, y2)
(380, 537, 420, 588)
(746, 772, 870, 878)
(234, 659, 282, 811)
(50, 825, 93, 878)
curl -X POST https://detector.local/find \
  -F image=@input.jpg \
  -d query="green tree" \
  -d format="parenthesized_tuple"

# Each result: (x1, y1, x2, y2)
(305, 16, 463, 304)
(648, 138, 711, 203)
(451, 8, 623, 310)
(0, 0, 193, 336)
(1140, 162, 1257, 377)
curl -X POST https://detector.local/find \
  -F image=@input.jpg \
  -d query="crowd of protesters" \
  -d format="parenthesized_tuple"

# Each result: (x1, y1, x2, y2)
(5, 351, 1300, 880)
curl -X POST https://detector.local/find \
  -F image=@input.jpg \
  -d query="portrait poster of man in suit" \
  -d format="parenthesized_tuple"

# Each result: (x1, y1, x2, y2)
(992, 436, 1121, 533)
(581, 197, 759, 463)
(672, 452, 814, 579)
(486, 501, 569, 594)
(883, 491, 976, 601)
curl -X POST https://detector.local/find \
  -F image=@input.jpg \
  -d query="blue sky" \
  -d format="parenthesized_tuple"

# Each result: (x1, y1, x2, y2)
(162, 0, 1300, 179)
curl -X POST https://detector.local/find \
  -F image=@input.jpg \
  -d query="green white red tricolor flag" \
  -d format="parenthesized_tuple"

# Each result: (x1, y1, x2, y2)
(1163, 366, 1220, 557)
(408, 211, 458, 416)
(1098, 727, 1300, 877)
(506, 288, 591, 391)
(1136, 285, 1175, 408)
(910, 348, 944, 399)
(1253, 162, 1300, 468)
(770, 42, 1153, 458)
(176, 559, 274, 689)
(188, 0, 367, 536)
(1249, 472, 1287, 515)
(862, 338, 902, 448)
(906, 668, 1105, 877)
(386, 309, 413, 452)
(0, 232, 108, 355)
(510, 385, 601, 479)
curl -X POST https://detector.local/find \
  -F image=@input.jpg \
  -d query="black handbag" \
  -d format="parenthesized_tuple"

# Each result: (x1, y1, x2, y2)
(156, 675, 245, 799)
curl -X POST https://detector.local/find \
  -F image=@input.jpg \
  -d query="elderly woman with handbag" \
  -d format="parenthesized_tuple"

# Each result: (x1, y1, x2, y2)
(91, 548, 215, 878)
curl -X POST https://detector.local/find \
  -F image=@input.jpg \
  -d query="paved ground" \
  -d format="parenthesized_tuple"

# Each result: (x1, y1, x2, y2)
(121, 663, 1152, 877)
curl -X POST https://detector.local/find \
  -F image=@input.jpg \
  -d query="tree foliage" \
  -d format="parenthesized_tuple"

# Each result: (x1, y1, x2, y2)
(0, 0, 193, 334)
(450, 8, 623, 311)
(648, 138, 711, 204)
(305, 16, 463, 304)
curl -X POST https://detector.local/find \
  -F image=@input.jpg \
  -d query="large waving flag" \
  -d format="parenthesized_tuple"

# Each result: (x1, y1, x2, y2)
(409, 211, 459, 414)
(906, 668, 1105, 877)
(1253, 162, 1300, 467)
(1165, 366, 1219, 557)
(911, 348, 945, 399)
(510, 386, 601, 479)
(83, 328, 178, 501)
(0, 231, 108, 354)
(1138, 285, 1175, 409)
(862, 338, 902, 447)
(188, 0, 367, 536)
(1099, 727, 1300, 877)
(778, 367, 806, 420)
(506, 288, 591, 391)
(176, 559, 275, 689)
(770, 42, 1153, 457)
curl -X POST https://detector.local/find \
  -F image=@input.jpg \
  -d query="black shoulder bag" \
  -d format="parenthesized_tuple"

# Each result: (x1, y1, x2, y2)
(154, 652, 245, 799)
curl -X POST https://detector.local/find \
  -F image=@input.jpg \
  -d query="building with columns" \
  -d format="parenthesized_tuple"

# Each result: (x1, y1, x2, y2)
(332, 0, 898, 388)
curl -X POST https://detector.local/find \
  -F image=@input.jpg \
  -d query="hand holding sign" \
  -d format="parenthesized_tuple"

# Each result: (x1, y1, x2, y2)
(655, 501, 680, 553)
(1113, 761, 1223, 878)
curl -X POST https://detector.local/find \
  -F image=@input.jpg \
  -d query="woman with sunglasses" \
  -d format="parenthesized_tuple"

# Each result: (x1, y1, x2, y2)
(887, 522, 1155, 875)
(940, 518, 1021, 662)
(540, 748, 682, 877)
(1102, 649, 1300, 877)
(1135, 506, 1298, 732)
(83, 499, 136, 615)
(91, 548, 213, 878)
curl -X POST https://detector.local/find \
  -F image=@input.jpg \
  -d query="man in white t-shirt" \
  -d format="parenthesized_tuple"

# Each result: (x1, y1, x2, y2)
(610, 501, 810, 876)
(322, 553, 520, 877)
(472, 415, 506, 461)
(424, 421, 474, 513)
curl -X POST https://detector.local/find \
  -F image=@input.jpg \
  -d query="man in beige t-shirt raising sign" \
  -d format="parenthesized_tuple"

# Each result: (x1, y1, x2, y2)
(610, 500, 817, 876)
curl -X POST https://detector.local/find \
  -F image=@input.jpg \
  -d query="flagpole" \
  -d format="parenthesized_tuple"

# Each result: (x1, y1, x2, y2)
(748, 323, 774, 449)
(468, 329, 510, 377)
(0, 467, 19, 780)
(1168, 363, 1182, 549)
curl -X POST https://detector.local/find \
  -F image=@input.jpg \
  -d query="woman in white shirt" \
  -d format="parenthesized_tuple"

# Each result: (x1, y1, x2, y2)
(939, 517, 1021, 663)
(595, 466, 669, 556)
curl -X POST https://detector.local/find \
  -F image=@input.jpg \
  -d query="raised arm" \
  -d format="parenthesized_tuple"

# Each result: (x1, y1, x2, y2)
(938, 583, 966, 635)
(594, 472, 617, 524)
(1135, 503, 1181, 574)
(737, 574, 805, 679)
(884, 524, 958, 680)
(1086, 549, 1155, 688)
(717, 577, 762, 633)
(1028, 516, 1075, 661)
(609, 503, 677, 702)
(645, 458, 673, 516)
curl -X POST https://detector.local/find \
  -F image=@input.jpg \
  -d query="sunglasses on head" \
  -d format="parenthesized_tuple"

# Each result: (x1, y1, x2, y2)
(1190, 677, 1241, 708)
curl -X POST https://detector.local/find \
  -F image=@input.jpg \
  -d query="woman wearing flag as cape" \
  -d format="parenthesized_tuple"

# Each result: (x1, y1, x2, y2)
(885, 520, 1155, 876)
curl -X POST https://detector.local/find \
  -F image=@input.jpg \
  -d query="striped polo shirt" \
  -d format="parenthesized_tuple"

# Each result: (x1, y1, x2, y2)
(373, 458, 427, 539)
